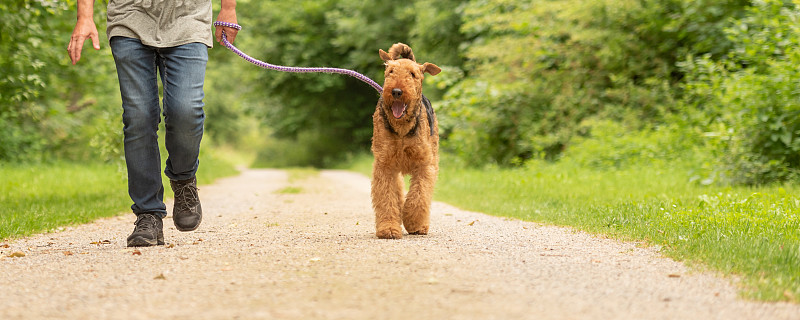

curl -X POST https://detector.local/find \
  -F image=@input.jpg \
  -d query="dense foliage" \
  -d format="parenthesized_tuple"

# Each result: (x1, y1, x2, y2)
(1, 0, 121, 162)
(682, 0, 800, 184)
(439, 0, 749, 165)
(440, 0, 800, 186)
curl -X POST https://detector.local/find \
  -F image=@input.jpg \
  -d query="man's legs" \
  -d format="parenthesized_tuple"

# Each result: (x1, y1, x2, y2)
(111, 37, 166, 247)
(110, 37, 208, 245)
(158, 42, 207, 182)
(158, 42, 208, 231)
(110, 36, 168, 218)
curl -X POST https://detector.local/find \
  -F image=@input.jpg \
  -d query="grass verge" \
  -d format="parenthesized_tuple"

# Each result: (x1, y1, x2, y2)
(344, 153, 799, 302)
(0, 146, 240, 241)
(275, 186, 304, 194)
(0, 162, 129, 240)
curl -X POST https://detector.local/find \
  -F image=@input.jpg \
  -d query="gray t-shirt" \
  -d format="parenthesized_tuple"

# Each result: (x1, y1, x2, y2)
(107, 0, 213, 48)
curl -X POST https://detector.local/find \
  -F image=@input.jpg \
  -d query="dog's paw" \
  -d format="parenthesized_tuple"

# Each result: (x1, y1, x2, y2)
(406, 225, 429, 235)
(376, 228, 403, 239)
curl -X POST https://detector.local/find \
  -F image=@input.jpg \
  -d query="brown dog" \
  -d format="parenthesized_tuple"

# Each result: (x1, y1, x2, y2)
(371, 43, 441, 239)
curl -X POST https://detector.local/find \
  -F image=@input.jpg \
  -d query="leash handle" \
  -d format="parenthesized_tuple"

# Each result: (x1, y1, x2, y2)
(213, 21, 383, 93)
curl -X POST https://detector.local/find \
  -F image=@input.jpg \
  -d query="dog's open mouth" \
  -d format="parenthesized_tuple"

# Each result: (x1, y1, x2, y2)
(391, 100, 407, 119)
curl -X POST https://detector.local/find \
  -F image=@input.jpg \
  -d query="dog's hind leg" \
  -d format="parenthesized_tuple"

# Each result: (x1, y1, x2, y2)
(402, 164, 436, 235)
(372, 167, 405, 239)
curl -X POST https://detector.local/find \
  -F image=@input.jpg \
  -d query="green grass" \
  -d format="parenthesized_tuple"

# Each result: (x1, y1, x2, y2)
(345, 154, 800, 302)
(270, 168, 319, 194)
(0, 146, 240, 241)
(0, 162, 129, 240)
(275, 186, 304, 194)
(285, 167, 319, 183)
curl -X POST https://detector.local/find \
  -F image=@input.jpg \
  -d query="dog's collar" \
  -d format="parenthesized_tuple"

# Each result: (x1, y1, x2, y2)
(380, 102, 420, 137)
(421, 94, 435, 136)
(379, 95, 434, 138)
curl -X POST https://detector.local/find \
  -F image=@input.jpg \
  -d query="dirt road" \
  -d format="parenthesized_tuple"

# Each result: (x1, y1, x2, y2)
(1, 169, 798, 319)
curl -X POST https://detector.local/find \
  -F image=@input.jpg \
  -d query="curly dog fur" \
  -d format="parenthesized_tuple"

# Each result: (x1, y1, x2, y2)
(371, 43, 442, 239)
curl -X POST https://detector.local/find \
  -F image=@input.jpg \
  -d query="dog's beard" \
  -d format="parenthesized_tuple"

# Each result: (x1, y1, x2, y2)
(391, 100, 407, 119)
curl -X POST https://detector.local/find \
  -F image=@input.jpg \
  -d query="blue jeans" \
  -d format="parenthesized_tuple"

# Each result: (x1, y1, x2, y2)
(110, 37, 208, 218)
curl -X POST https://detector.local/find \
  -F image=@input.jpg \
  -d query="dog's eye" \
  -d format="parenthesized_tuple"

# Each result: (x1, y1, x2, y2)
(411, 72, 416, 78)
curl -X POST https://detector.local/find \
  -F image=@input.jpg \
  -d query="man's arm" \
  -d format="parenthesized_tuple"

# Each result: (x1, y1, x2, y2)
(214, 0, 238, 44)
(67, 0, 100, 65)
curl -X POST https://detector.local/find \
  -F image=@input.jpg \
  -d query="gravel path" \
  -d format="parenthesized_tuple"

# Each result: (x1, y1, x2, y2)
(1, 169, 798, 319)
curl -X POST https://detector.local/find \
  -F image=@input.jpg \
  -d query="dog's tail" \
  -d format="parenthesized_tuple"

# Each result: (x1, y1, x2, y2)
(387, 43, 416, 62)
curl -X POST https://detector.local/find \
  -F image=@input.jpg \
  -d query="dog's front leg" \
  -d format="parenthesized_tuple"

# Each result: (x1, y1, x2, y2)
(372, 165, 404, 239)
(402, 164, 436, 235)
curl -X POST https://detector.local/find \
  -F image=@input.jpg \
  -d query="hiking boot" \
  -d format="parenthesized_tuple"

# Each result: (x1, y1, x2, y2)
(170, 177, 202, 231)
(127, 213, 164, 247)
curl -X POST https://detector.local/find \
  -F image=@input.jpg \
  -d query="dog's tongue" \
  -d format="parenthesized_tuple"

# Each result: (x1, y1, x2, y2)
(391, 100, 406, 119)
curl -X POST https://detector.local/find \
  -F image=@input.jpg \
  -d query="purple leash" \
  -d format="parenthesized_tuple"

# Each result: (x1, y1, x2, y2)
(214, 21, 383, 93)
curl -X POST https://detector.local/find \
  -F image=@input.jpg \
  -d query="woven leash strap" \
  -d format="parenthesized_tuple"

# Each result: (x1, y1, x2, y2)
(214, 21, 383, 93)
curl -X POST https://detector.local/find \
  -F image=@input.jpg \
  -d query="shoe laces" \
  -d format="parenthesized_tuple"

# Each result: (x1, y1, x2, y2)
(134, 214, 158, 232)
(173, 180, 199, 211)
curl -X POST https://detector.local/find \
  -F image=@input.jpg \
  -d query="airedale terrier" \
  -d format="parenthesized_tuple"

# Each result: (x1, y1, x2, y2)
(371, 43, 441, 239)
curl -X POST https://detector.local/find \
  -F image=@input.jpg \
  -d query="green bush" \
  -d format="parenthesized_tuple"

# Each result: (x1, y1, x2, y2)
(438, 0, 748, 167)
(1, 0, 65, 161)
(681, 0, 800, 185)
(0, 0, 124, 163)
(559, 118, 703, 169)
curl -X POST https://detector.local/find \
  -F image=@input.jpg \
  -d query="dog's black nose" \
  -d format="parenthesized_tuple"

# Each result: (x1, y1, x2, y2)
(392, 88, 403, 98)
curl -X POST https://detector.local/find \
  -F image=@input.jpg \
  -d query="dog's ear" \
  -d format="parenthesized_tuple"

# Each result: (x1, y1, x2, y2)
(379, 49, 392, 62)
(421, 62, 441, 76)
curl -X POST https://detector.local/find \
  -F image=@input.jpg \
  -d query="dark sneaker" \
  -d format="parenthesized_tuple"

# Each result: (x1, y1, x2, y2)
(127, 213, 164, 247)
(170, 177, 202, 231)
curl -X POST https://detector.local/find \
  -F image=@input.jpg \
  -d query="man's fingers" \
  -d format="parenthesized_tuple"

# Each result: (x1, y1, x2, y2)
(225, 28, 238, 44)
(214, 26, 221, 42)
(214, 27, 238, 44)
(72, 47, 82, 65)
(67, 42, 74, 65)
(67, 19, 99, 65)
(69, 36, 84, 65)
(90, 33, 100, 50)
(68, 31, 100, 64)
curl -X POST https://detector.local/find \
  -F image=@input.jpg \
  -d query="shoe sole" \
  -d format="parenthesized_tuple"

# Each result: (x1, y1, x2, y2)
(127, 235, 165, 247)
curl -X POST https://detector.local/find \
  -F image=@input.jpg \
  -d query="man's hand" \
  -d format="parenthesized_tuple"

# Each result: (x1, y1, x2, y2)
(215, 0, 238, 45)
(67, 0, 99, 65)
